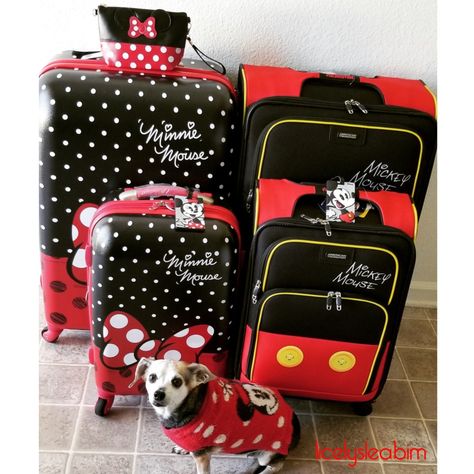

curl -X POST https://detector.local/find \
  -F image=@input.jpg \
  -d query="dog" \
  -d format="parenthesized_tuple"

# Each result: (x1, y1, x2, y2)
(129, 358, 300, 473)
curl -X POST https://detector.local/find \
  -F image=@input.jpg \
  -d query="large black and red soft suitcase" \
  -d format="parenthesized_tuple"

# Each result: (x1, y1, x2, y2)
(86, 185, 241, 415)
(236, 64, 437, 235)
(39, 52, 238, 342)
(237, 179, 416, 415)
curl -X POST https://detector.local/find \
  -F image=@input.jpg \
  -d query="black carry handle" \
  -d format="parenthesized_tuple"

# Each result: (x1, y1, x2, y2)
(187, 36, 227, 75)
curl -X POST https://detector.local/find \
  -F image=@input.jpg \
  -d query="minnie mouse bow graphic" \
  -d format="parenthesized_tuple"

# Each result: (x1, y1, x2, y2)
(99, 311, 214, 369)
(67, 203, 99, 284)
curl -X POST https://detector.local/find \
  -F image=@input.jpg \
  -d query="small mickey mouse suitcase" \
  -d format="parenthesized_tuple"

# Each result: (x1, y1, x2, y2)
(236, 179, 416, 415)
(39, 51, 238, 343)
(86, 185, 241, 416)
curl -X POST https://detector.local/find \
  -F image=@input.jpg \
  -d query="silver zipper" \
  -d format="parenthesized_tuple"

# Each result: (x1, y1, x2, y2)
(344, 100, 354, 114)
(326, 291, 335, 310)
(300, 215, 332, 237)
(327, 291, 343, 311)
(335, 291, 343, 311)
(252, 280, 261, 304)
(351, 99, 368, 114)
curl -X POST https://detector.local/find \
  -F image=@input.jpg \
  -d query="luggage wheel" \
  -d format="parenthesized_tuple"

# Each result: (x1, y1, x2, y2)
(351, 401, 373, 416)
(95, 397, 114, 417)
(41, 326, 62, 343)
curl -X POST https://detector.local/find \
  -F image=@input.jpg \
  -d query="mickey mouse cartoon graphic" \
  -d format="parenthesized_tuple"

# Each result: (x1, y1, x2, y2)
(174, 196, 205, 230)
(325, 180, 356, 223)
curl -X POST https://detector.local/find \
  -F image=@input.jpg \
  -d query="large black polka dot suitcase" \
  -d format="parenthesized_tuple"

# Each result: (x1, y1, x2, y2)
(85, 185, 241, 416)
(39, 51, 238, 343)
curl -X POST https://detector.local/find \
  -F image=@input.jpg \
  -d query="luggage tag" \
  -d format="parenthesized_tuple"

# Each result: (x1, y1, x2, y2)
(325, 180, 356, 223)
(174, 196, 206, 230)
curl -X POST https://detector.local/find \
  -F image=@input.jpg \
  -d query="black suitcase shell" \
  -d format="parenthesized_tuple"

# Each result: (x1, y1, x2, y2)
(87, 198, 241, 414)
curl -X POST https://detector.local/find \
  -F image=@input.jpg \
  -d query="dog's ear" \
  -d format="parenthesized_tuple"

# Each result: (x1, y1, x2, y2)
(187, 363, 215, 386)
(128, 357, 154, 388)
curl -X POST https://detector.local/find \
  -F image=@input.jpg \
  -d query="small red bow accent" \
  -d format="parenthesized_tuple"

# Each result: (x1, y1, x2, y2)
(128, 16, 157, 39)
(100, 310, 214, 369)
(70, 203, 98, 284)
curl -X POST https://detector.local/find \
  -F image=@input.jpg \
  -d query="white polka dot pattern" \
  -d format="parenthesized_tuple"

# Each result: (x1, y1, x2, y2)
(101, 41, 183, 72)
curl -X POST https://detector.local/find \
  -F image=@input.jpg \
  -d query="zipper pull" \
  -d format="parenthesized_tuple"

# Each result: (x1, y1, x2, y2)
(251, 280, 261, 304)
(246, 189, 254, 213)
(351, 99, 368, 114)
(335, 291, 342, 311)
(301, 215, 332, 237)
(344, 99, 354, 114)
(326, 291, 334, 310)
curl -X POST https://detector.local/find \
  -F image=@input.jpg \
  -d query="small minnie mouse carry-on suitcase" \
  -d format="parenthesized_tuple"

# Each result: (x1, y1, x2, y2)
(39, 44, 237, 343)
(237, 179, 416, 415)
(86, 184, 241, 415)
(237, 64, 437, 235)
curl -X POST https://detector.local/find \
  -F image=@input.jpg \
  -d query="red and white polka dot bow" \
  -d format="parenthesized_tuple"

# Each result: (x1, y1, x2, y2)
(70, 203, 98, 284)
(101, 310, 215, 369)
(128, 16, 157, 39)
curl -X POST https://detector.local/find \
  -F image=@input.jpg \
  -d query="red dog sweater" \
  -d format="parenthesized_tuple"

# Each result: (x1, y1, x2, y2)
(163, 378, 295, 455)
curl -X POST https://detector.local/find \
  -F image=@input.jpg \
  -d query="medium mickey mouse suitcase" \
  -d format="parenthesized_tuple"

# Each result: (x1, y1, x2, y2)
(39, 51, 238, 343)
(86, 185, 241, 415)
(237, 179, 416, 415)
(237, 64, 437, 236)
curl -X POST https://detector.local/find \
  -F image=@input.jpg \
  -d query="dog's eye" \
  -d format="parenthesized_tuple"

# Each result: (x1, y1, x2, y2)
(171, 377, 183, 388)
(148, 374, 157, 383)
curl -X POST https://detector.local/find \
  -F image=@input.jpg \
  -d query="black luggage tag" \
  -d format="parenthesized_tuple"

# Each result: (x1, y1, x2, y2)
(174, 196, 205, 230)
(325, 180, 356, 223)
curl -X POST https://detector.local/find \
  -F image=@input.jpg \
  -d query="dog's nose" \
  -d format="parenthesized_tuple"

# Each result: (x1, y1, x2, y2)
(154, 389, 166, 402)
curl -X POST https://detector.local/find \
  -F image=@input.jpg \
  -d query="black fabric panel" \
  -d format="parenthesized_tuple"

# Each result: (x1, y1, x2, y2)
(238, 98, 437, 234)
(300, 79, 384, 104)
(251, 291, 386, 345)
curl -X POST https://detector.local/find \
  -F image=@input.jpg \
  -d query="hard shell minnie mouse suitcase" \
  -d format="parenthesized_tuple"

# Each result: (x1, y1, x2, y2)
(86, 185, 241, 415)
(237, 64, 437, 235)
(39, 50, 237, 343)
(237, 180, 416, 415)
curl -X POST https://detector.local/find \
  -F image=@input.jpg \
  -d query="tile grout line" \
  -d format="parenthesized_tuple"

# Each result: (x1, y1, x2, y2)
(64, 365, 92, 474)
(367, 414, 385, 474)
(131, 398, 144, 474)
(309, 400, 324, 474)
(395, 347, 438, 459)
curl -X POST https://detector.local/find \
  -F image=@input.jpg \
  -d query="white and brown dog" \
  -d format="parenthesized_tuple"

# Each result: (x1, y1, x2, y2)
(130, 358, 300, 474)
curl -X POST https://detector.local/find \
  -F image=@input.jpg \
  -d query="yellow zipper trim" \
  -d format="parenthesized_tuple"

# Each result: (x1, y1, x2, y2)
(262, 239, 399, 305)
(423, 84, 438, 119)
(257, 119, 424, 199)
(241, 66, 248, 125)
(412, 203, 419, 240)
(249, 292, 388, 394)
(253, 186, 260, 233)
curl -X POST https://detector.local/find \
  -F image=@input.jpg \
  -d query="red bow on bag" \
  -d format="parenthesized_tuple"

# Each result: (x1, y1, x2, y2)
(100, 311, 215, 369)
(70, 203, 98, 284)
(128, 16, 157, 39)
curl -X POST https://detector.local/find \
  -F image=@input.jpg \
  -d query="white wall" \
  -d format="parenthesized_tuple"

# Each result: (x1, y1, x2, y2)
(38, 0, 437, 306)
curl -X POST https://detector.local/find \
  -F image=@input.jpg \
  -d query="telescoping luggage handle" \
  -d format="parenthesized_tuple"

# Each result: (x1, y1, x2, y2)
(119, 184, 213, 204)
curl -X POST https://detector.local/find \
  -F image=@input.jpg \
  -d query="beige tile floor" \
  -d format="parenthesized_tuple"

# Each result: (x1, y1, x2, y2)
(39, 306, 437, 474)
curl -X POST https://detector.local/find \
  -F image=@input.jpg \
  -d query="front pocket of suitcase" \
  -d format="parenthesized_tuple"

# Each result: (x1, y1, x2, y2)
(246, 290, 389, 397)
(259, 237, 399, 305)
(256, 119, 423, 198)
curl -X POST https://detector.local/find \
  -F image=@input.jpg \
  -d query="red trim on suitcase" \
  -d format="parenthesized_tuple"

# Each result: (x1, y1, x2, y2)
(256, 178, 416, 238)
(40, 58, 236, 97)
(242, 64, 436, 118)
(41, 253, 89, 330)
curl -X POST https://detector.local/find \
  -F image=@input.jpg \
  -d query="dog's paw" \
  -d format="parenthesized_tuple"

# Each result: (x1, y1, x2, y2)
(171, 445, 189, 455)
